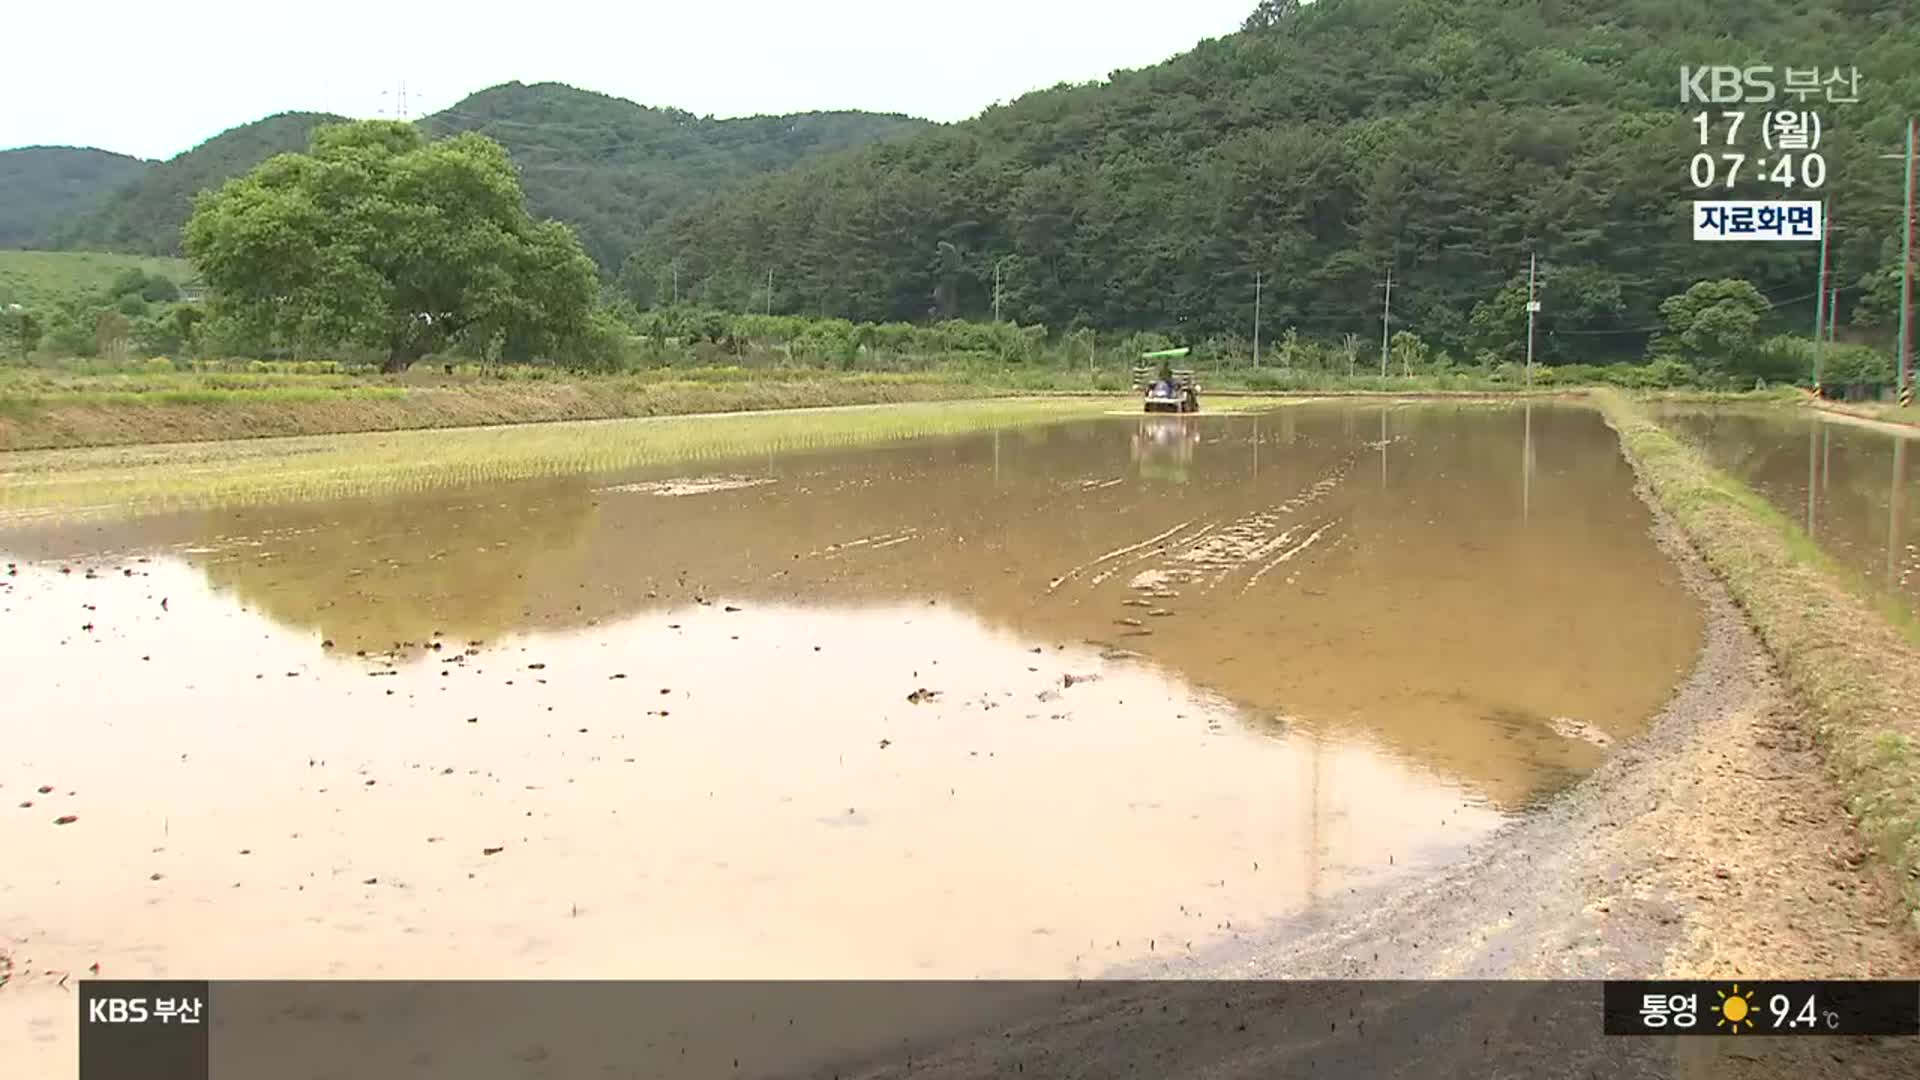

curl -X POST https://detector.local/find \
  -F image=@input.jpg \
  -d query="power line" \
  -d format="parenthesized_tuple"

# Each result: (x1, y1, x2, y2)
(1549, 283, 1863, 337)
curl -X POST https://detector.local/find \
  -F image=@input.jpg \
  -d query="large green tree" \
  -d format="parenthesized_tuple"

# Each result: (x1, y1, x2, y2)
(184, 120, 599, 371)
(1654, 278, 1770, 374)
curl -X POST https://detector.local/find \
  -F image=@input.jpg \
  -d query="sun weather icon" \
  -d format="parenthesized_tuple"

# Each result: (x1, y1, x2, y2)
(1715, 984, 1756, 1033)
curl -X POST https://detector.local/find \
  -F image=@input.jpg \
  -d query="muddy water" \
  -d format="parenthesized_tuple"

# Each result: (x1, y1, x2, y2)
(1656, 406, 1919, 617)
(0, 402, 1699, 1058)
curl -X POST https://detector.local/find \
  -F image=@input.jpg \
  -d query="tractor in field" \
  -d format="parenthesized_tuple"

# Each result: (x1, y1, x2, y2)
(1133, 348, 1199, 413)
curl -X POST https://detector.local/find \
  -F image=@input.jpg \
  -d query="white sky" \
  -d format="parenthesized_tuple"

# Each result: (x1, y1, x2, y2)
(2, 0, 1255, 160)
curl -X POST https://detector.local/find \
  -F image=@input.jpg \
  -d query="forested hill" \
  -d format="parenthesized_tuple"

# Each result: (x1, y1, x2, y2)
(0, 147, 150, 249)
(636, 0, 1920, 361)
(47, 112, 345, 256)
(39, 82, 930, 270)
(418, 83, 931, 269)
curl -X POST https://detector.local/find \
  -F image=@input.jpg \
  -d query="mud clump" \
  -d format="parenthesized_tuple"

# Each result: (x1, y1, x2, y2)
(1549, 716, 1613, 748)
(906, 688, 942, 704)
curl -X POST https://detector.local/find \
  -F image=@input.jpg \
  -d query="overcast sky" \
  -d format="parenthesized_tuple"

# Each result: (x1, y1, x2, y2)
(3, 0, 1254, 160)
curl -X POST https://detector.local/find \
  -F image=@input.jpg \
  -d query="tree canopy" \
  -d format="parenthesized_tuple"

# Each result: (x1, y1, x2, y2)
(636, 0, 1917, 362)
(48, 113, 342, 255)
(36, 83, 927, 272)
(183, 121, 600, 370)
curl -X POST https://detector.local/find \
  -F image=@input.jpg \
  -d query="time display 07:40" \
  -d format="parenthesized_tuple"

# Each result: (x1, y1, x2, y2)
(1691, 151, 1824, 189)
(1691, 111, 1826, 190)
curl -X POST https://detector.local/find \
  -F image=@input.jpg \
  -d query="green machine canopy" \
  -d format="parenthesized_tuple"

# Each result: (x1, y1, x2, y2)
(1139, 347, 1191, 359)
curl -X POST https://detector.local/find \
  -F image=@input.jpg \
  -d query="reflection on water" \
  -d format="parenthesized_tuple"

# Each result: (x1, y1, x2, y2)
(1657, 406, 1919, 615)
(0, 402, 1701, 995)
(1131, 415, 1201, 484)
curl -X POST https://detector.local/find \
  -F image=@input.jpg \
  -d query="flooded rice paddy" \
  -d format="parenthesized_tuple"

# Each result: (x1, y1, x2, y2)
(0, 402, 1701, 1019)
(1655, 405, 1919, 620)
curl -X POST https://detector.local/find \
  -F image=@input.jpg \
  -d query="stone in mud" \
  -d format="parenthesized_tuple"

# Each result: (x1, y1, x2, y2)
(1549, 716, 1613, 748)
(906, 688, 942, 704)
(482, 846, 505, 856)
(37, 785, 52, 794)
(53, 815, 77, 825)
(1116, 617, 1144, 627)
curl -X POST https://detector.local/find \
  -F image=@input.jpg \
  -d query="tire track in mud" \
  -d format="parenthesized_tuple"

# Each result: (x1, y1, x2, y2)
(1050, 450, 1361, 644)
(797, 528, 920, 560)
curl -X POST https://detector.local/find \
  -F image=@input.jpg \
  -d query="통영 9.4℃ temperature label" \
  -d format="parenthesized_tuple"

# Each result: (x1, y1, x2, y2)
(1604, 980, 1919, 1036)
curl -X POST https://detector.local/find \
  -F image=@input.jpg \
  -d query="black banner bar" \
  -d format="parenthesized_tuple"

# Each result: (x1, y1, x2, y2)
(79, 980, 209, 1080)
(73, 979, 1920, 1078)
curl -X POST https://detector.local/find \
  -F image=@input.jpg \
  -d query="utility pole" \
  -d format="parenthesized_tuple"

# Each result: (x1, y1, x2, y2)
(1903, 117, 1916, 406)
(1378, 268, 1393, 377)
(1831, 286, 1840, 342)
(766, 267, 774, 317)
(1253, 270, 1263, 369)
(1813, 199, 1830, 390)
(1525, 252, 1538, 389)
(671, 263, 678, 306)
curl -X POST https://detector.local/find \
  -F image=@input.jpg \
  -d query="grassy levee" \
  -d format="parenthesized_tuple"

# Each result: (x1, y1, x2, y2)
(0, 363, 1789, 452)
(1597, 389, 1920, 926)
(0, 398, 1115, 524)
(0, 372, 1031, 451)
(1809, 399, 1920, 430)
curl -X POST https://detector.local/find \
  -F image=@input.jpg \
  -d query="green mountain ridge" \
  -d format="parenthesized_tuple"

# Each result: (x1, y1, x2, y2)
(420, 82, 931, 269)
(45, 112, 345, 257)
(634, 0, 1920, 360)
(0, 147, 151, 249)
(30, 82, 932, 272)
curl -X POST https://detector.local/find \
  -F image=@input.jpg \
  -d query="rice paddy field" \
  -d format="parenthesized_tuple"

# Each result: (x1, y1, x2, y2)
(0, 398, 1124, 521)
(4, 390, 1920, 1077)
